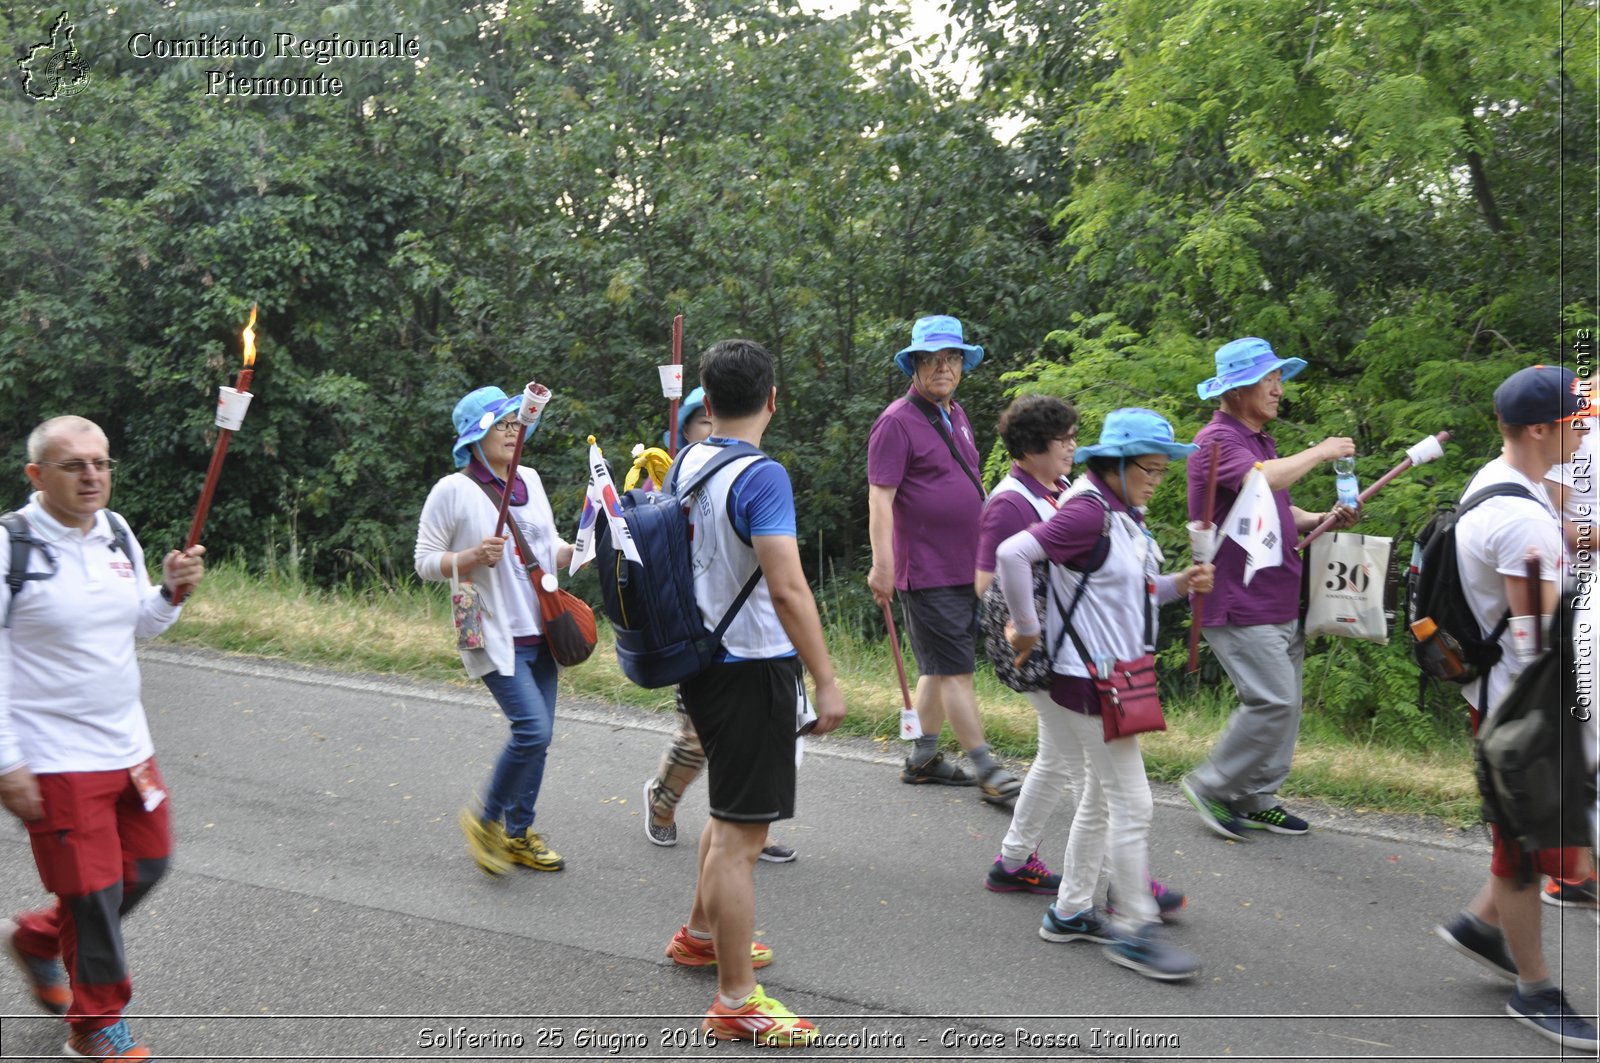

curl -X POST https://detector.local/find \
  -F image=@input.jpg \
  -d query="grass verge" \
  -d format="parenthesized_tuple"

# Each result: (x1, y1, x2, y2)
(163, 563, 1481, 825)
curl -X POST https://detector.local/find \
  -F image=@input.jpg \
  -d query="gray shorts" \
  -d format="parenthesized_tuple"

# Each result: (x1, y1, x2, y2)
(901, 584, 978, 677)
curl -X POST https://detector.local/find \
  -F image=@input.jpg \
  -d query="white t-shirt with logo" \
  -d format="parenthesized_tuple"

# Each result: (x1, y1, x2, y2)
(1454, 457, 1565, 716)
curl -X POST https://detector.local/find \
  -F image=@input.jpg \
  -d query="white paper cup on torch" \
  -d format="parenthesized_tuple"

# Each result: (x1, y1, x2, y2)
(657, 364, 683, 399)
(1405, 435, 1445, 467)
(1508, 615, 1541, 663)
(214, 387, 254, 431)
(1187, 520, 1217, 565)
(521, 382, 551, 424)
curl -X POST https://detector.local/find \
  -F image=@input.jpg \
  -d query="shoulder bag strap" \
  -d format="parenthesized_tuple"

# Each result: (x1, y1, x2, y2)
(906, 392, 985, 500)
(470, 475, 541, 582)
(1049, 491, 1115, 666)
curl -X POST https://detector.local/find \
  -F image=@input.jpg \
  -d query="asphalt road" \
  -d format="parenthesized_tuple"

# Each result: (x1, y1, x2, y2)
(0, 646, 1594, 1063)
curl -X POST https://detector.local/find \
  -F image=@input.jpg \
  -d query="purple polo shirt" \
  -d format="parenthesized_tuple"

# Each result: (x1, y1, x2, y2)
(1187, 410, 1301, 627)
(976, 464, 1066, 573)
(868, 386, 985, 590)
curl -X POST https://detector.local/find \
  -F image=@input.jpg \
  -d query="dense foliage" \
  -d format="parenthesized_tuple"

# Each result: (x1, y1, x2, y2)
(2, 1, 1593, 740)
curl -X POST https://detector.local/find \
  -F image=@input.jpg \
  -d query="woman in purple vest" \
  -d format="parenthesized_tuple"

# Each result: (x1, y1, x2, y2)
(995, 408, 1213, 981)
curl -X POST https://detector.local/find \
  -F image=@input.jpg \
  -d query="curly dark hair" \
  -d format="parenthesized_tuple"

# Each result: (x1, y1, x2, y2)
(997, 395, 1079, 459)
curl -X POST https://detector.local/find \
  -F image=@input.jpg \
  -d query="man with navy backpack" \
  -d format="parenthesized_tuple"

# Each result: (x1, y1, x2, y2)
(662, 339, 843, 1047)
(0, 415, 205, 1062)
(1433, 365, 1597, 1053)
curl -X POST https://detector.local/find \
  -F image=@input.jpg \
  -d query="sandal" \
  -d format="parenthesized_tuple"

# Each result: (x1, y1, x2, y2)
(979, 767, 1021, 806)
(900, 752, 976, 786)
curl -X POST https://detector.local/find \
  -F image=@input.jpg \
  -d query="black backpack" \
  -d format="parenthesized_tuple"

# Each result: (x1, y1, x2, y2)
(1474, 597, 1595, 874)
(2, 510, 132, 628)
(1404, 483, 1537, 696)
(594, 442, 767, 688)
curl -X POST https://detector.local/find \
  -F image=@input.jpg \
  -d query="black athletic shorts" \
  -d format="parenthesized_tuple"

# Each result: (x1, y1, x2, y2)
(679, 656, 801, 823)
(901, 584, 978, 676)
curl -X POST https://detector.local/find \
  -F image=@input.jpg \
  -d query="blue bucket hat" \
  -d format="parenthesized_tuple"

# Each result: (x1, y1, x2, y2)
(664, 386, 707, 448)
(894, 314, 985, 377)
(1076, 408, 1199, 462)
(1196, 337, 1307, 401)
(451, 386, 529, 468)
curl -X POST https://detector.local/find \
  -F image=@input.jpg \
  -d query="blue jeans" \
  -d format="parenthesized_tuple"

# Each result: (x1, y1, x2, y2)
(479, 643, 558, 835)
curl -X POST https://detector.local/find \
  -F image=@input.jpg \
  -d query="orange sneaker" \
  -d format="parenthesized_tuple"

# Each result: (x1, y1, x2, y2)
(2, 917, 69, 1015)
(664, 925, 772, 969)
(65, 1019, 150, 1061)
(701, 985, 817, 1046)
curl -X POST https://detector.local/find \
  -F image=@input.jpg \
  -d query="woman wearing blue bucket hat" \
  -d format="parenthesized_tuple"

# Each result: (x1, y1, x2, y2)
(414, 385, 574, 876)
(994, 408, 1213, 981)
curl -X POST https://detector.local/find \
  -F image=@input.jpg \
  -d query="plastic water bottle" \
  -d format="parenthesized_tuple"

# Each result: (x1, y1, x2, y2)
(1334, 456, 1361, 510)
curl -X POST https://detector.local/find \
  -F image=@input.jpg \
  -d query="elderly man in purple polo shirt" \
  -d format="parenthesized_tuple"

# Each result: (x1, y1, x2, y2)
(867, 315, 1021, 803)
(1180, 337, 1357, 841)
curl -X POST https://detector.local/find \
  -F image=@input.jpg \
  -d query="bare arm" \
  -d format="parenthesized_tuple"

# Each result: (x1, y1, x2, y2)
(1503, 573, 1560, 619)
(867, 483, 897, 607)
(1260, 436, 1354, 493)
(754, 534, 845, 735)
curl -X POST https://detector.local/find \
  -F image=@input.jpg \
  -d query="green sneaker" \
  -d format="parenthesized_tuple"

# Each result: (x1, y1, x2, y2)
(458, 807, 513, 877)
(506, 827, 565, 872)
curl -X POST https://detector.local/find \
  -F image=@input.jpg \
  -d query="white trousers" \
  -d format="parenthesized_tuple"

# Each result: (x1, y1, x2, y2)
(1001, 689, 1157, 928)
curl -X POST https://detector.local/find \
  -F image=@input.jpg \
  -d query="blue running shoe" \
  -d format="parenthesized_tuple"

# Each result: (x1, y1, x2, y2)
(1039, 905, 1112, 944)
(1103, 923, 1201, 982)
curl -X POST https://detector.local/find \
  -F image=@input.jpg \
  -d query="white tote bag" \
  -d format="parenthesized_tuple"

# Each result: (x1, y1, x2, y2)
(1304, 532, 1393, 644)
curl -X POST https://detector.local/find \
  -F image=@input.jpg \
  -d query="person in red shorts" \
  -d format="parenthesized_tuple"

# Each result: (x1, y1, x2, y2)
(0, 415, 206, 1062)
(1432, 366, 1596, 1052)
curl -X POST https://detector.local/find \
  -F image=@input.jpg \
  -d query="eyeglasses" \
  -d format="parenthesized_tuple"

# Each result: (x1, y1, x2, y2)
(1129, 461, 1168, 481)
(489, 419, 522, 435)
(1056, 433, 1079, 446)
(38, 458, 117, 474)
(915, 352, 964, 369)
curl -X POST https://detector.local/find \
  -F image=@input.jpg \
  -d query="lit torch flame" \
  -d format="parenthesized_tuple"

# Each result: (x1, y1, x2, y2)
(242, 304, 257, 368)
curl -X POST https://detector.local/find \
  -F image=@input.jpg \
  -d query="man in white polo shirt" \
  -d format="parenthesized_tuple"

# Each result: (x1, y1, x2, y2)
(0, 415, 205, 1063)
(1433, 366, 1596, 1053)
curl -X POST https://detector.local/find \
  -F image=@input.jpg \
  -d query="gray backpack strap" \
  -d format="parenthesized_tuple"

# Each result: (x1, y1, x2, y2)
(2, 512, 54, 629)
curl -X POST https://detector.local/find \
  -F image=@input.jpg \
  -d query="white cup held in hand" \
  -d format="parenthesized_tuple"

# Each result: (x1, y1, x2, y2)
(1187, 520, 1217, 565)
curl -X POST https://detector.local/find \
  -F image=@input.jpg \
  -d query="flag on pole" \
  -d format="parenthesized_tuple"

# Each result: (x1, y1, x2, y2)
(568, 486, 600, 574)
(1221, 463, 1282, 586)
(577, 438, 641, 570)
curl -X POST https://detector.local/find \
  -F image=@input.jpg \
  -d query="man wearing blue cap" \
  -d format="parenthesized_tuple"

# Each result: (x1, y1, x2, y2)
(867, 314, 1021, 802)
(1433, 364, 1596, 1053)
(1181, 338, 1357, 841)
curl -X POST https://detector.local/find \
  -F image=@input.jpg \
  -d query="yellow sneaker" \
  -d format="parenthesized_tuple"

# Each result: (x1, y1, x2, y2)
(457, 808, 512, 877)
(701, 985, 817, 1046)
(506, 828, 565, 871)
(664, 925, 772, 968)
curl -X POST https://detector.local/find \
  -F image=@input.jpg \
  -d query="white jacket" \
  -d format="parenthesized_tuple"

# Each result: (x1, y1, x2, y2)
(415, 468, 560, 678)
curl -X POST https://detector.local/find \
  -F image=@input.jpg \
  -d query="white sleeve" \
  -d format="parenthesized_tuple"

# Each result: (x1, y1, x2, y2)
(128, 519, 182, 639)
(415, 477, 459, 582)
(996, 529, 1049, 636)
(1486, 508, 1565, 582)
